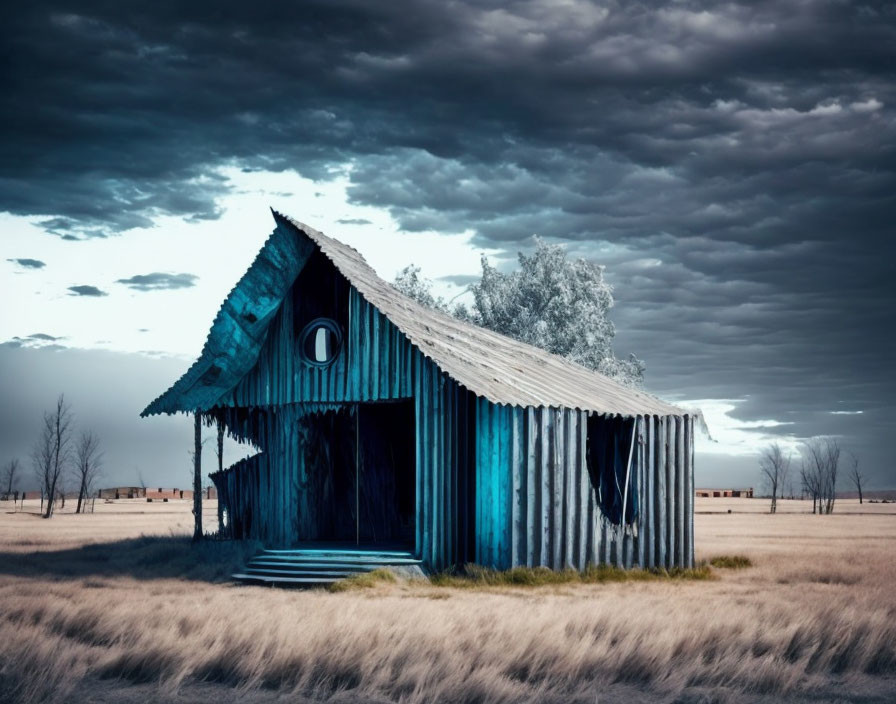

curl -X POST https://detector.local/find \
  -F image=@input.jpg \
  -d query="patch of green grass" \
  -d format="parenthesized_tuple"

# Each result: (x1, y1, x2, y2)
(709, 555, 752, 569)
(584, 563, 715, 582)
(430, 564, 577, 587)
(429, 562, 714, 589)
(327, 568, 398, 592)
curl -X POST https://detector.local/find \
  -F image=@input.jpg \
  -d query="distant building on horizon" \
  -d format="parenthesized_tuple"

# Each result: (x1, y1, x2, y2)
(97, 486, 216, 500)
(695, 488, 754, 498)
(98, 486, 145, 500)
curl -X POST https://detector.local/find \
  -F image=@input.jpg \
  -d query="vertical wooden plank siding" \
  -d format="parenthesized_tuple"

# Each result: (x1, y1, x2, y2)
(511, 408, 522, 566)
(681, 416, 694, 567)
(646, 416, 657, 568)
(577, 411, 588, 569)
(430, 362, 440, 566)
(227, 288, 415, 407)
(414, 350, 424, 561)
(666, 416, 675, 569)
(656, 416, 667, 569)
(539, 409, 551, 567)
(419, 357, 498, 570)
(563, 409, 575, 568)
(671, 416, 680, 567)
(477, 397, 487, 566)
(525, 408, 537, 567)
(550, 410, 563, 570)
(636, 416, 646, 568)
(585, 413, 598, 566)
(675, 416, 685, 568)
(419, 351, 431, 564)
(465, 407, 690, 572)
(687, 416, 695, 567)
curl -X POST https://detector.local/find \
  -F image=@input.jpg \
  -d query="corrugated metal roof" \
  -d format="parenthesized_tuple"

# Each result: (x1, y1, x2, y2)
(143, 210, 686, 417)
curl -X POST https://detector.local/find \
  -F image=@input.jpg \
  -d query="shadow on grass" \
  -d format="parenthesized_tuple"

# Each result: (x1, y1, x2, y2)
(0, 536, 261, 583)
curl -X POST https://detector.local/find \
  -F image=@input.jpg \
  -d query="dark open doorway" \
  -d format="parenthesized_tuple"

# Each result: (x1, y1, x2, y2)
(297, 400, 415, 547)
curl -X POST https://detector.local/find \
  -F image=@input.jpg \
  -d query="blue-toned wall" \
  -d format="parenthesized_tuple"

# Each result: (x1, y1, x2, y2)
(472, 406, 695, 571)
(413, 353, 477, 569)
(223, 283, 415, 409)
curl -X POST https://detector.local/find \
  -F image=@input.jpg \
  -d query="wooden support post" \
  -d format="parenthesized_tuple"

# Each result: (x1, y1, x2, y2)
(193, 411, 203, 542)
(355, 403, 360, 546)
(216, 418, 224, 536)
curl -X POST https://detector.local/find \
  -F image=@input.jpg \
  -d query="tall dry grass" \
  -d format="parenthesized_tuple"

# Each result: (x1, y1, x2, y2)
(1, 499, 894, 703)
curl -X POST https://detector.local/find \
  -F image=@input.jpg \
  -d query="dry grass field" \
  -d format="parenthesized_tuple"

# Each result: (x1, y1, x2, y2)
(1, 497, 894, 703)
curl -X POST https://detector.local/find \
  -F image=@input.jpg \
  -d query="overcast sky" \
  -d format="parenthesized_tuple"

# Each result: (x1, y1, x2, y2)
(1, 1, 894, 492)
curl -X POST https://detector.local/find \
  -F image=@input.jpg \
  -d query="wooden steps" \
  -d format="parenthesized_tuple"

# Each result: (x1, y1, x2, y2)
(233, 547, 421, 586)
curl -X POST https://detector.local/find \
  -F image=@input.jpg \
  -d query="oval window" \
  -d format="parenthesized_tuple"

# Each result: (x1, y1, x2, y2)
(298, 318, 343, 367)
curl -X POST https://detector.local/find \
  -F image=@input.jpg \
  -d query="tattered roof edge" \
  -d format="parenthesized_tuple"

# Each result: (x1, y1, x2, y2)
(142, 210, 689, 418)
(140, 215, 315, 417)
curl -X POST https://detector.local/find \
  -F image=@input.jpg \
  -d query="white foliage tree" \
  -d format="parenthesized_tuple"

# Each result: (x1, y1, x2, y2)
(393, 238, 645, 387)
(393, 265, 451, 313)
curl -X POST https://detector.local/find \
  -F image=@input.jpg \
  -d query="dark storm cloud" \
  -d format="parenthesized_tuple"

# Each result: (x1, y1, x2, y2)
(7, 258, 46, 269)
(116, 272, 198, 291)
(4, 1, 890, 240)
(67, 285, 108, 297)
(1, 1, 894, 485)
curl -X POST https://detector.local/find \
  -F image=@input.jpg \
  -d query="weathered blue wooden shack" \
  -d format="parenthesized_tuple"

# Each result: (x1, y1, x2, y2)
(142, 211, 695, 577)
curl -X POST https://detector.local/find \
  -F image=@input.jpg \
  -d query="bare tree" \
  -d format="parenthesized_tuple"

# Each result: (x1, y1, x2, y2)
(34, 424, 53, 515)
(74, 430, 103, 513)
(779, 450, 792, 503)
(759, 443, 790, 514)
(2, 458, 19, 500)
(802, 437, 841, 514)
(784, 472, 796, 500)
(800, 457, 820, 513)
(57, 473, 67, 509)
(823, 439, 840, 514)
(32, 395, 74, 518)
(847, 452, 865, 505)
